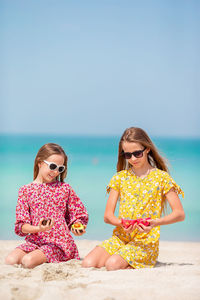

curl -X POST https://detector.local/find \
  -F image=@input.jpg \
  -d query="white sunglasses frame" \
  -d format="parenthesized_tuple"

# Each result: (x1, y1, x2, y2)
(43, 160, 65, 173)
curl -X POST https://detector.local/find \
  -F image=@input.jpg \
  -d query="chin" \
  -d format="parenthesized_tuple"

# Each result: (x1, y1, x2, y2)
(45, 176, 55, 182)
(131, 163, 140, 167)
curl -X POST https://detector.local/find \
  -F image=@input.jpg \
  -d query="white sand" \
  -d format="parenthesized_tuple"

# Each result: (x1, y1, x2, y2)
(0, 240, 200, 300)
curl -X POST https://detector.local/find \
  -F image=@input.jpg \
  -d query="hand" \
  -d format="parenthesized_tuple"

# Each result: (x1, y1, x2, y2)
(38, 218, 55, 232)
(136, 219, 158, 233)
(71, 223, 86, 236)
(148, 218, 159, 228)
(121, 223, 137, 234)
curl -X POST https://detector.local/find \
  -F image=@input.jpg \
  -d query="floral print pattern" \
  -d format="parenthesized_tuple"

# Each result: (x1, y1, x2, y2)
(99, 168, 184, 268)
(15, 181, 88, 263)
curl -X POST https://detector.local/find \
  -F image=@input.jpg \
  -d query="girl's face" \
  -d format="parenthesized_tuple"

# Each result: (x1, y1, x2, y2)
(122, 141, 150, 169)
(37, 154, 65, 183)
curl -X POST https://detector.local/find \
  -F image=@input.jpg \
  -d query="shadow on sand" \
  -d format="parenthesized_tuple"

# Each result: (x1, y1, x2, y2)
(156, 261, 193, 267)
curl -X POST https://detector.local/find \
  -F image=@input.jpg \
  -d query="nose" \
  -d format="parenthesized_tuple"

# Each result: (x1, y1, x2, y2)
(129, 154, 138, 161)
(51, 169, 59, 175)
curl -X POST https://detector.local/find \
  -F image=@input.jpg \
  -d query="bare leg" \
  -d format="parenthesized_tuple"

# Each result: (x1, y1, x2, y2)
(21, 249, 47, 269)
(5, 248, 27, 265)
(105, 254, 131, 271)
(82, 246, 111, 268)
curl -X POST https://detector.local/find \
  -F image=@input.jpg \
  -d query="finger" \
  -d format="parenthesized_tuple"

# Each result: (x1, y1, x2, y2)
(149, 220, 155, 227)
(39, 218, 45, 225)
(136, 225, 143, 232)
(48, 219, 54, 227)
(123, 228, 132, 234)
(124, 225, 133, 231)
(128, 225, 134, 231)
(139, 223, 146, 229)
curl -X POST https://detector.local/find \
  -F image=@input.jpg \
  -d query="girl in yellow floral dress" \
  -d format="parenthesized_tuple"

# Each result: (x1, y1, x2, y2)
(82, 127, 185, 270)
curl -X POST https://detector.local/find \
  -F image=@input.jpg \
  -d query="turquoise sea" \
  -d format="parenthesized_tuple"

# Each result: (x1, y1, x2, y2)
(0, 134, 199, 242)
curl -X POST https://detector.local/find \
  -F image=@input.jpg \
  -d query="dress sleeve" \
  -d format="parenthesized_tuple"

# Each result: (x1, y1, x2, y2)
(161, 172, 184, 198)
(106, 172, 122, 194)
(15, 186, 31, 236)
(65, 186, 89, 229)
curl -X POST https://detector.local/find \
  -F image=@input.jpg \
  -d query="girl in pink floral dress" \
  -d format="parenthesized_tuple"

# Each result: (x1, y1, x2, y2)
(5, 143, 88, 268)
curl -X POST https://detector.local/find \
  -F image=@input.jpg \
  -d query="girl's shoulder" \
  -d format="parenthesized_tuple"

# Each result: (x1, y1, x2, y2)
(110, 169, 130, 181)
(48, 181, 73, 192)
(152, 169, 184, 197)
(54, 181, 77, 194)
(19, 181, 71, 191)
(107, 170, 129, 193)
(110, 170, 132, 183)
(18, 183, 32, 192)
(152, 168, 171, 180)
(114, 169, 130, 177)
(150, 169, 179, 187)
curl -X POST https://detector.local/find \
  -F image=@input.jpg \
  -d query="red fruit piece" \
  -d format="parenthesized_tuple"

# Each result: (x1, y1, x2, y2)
(137, 218, 151, 226)
(122, 218, 151, 228)
(121, 219, 137, 228)
(121, 219, 132, 228)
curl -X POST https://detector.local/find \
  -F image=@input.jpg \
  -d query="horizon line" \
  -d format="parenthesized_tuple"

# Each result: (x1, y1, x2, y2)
(0, 132, 200, 140)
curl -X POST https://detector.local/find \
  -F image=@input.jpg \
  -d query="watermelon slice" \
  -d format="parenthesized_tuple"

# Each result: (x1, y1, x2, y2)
(121, 218, 151, 229)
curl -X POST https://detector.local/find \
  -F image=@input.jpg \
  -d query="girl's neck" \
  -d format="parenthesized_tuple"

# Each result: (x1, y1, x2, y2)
(131, 163, 154, 178)
(33, 175, 56, 184)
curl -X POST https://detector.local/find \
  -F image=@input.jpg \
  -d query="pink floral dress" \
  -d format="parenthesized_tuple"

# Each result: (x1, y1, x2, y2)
(15, 181, 88, 263)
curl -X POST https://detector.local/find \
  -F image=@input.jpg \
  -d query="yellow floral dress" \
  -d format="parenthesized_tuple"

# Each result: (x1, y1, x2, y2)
(99, 168, 184, 269)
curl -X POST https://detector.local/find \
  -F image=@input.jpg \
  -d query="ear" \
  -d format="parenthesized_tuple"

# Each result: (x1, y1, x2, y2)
(146, 148, 151, 154)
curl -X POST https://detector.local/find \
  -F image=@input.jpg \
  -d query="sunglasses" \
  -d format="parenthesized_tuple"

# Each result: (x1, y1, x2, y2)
(121, 147, 146, 159)
(43, 160, 65, 173)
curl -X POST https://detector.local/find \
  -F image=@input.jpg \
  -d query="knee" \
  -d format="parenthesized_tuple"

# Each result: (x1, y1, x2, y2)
(5, 254, 18, 265)
(21, 255, 34, 269)
(105, 256, 120, 271)
(81, 257, 96, 268)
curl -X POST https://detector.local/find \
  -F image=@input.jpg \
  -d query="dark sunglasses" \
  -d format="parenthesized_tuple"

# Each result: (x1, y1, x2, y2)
(121, 147, 146, 159)
(43, 160, 65, 173)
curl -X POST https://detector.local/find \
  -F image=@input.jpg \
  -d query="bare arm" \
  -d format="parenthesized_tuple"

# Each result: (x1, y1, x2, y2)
(140, 188, 185, 232)
(154, 188, 185, 226)
(104, 188, 121, 226)
(22, 218, 55, 234)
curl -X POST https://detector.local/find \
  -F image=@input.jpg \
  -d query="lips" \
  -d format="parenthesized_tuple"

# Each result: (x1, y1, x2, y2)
(46, 174, 55, 181)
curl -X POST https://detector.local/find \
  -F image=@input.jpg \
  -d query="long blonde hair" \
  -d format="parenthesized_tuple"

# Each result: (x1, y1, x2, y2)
(33, 143, 67, 182)
(117, 127, 169, 172)
(117, 127, 169, 213)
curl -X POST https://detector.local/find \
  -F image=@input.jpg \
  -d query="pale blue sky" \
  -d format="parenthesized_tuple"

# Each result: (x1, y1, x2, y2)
(1, 0, 199, 137)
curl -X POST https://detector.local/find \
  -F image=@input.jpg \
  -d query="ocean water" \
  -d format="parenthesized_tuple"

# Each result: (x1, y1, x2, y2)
(0, 134, 199, 242)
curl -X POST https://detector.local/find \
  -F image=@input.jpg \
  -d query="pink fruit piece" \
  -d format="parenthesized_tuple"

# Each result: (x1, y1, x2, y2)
(122, 218, 151, 228)
(121, 219, 137, 228)
(137, 218, 151, 226)
(121, 219, 132, 229)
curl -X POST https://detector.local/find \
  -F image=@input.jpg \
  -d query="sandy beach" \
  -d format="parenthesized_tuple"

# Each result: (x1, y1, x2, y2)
(0, 240, 200, 300)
